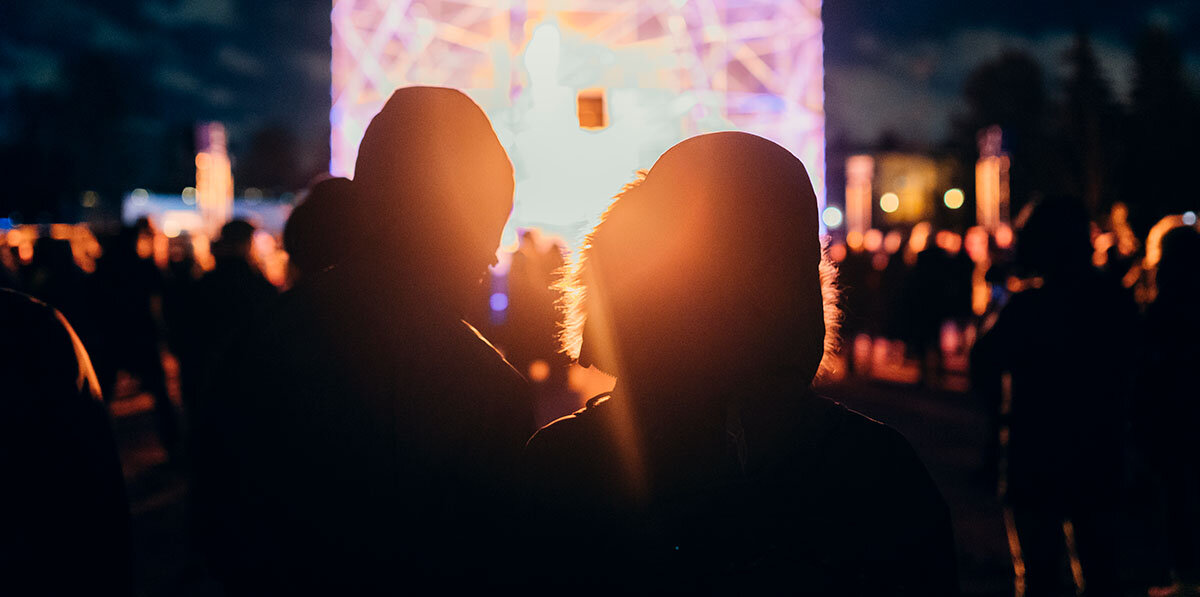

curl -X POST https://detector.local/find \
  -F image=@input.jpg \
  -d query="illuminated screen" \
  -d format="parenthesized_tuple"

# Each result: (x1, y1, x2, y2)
(331, 0, 825, 244)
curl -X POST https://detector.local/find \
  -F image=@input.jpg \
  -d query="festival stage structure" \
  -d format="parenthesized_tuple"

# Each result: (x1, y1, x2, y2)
(331, 0, 825, 242)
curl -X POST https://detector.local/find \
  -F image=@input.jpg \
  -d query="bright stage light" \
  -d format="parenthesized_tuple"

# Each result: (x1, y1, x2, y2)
(880, 192, 899, 214)
(331, 0, 826, 244)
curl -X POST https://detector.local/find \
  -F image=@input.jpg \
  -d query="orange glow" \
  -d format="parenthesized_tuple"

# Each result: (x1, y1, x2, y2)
(1144, 215, 1185, 269)
(935, 230, 962, 254)
(1092, 232, 1114, 267)
(883, 230, 903, 255)
(828, 242, 847, 262)
(528, 359, 551, 382)
(863, 229, 883, 252)
(846, 230, 864, 250)
(908, 222, 931, 254)
(994, 223, 1013, 249)
(965, 226, 989, 263)
(845, 154, 874, 237)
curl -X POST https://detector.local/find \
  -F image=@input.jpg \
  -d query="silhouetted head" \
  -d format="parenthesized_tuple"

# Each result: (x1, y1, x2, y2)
(31, 238, 76, 272)
(1015, 196, 1093, 279)
(561, 132, 838, 393)
(98, 226, 141, 263)
(284, 177, 357, 276)
(353, 86, 513, 291)
(1156, 225, 1200, 303)
(214, 219, 256, 261)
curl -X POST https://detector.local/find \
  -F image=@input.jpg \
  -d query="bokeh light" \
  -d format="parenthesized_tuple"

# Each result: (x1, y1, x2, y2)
(880, 192, 899, 214)
(489, 292, 509, 312)
(943, 188, 964, 209)
(822, 206, 844, 229)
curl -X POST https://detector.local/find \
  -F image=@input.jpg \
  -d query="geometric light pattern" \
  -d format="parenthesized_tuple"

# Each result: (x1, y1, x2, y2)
(332, 0, 824, 241)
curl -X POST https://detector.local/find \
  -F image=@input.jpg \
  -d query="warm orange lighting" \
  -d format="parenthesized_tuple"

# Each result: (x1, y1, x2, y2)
(863, 228, 883, 252)
(909, 222, 931, 254)
(528, 359, 551, 382)
(845, 155, 874, 237)
(936, 230, 962, 254)
(994, 223, 1013, 249)
(965, 226, 989, 263)
(846, 230, 864, 250)
(576, 88, 608, 131)
(884, 230, 903, 255)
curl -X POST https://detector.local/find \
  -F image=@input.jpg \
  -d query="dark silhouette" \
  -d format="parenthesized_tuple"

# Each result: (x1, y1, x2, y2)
(1139, 225, 1200, 587)
(88, 225, 180, 456)
(196, 87, 533, 592)
(282, 176, 358, 281)
(25, 236, 90, 325)
(525, 132, 958, 594)
(972, 196, 1138, 596)
(0, 288, 132, 595)
(501, 229, 572, 425)
(175, 219, 277, 439)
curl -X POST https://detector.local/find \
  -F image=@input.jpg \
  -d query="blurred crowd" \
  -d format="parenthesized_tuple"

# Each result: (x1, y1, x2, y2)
(1, 86, 1198, 596)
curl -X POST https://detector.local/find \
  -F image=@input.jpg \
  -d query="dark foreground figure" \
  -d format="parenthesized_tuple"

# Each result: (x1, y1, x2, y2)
(194, 87, 533, 593)
(525, 133, 959, 594)
(973, 197, 1139, 596)
(0, 288, 132, 595)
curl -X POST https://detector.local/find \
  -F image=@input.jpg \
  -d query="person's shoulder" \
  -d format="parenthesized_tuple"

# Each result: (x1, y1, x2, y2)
(802, 395, 934, 487)
(0, 288, 102, 403)
(525, 393, 613, 454)
(807, 396, 912, 454)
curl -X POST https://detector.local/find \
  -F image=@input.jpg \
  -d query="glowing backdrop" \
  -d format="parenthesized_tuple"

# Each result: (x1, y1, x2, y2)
(331, 0, 825, 243)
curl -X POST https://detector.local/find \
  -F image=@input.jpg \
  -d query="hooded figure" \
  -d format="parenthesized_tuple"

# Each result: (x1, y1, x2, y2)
(525, 132, 958, 594)
(0, 288, 132, 596)
(197, 87, 533, 593)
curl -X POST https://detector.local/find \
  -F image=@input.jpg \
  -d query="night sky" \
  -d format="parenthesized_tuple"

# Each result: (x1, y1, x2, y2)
(1, 0, 1196, 194)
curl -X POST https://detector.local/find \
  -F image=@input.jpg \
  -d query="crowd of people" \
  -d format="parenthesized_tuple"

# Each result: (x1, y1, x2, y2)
(1, 85, 1197, 595)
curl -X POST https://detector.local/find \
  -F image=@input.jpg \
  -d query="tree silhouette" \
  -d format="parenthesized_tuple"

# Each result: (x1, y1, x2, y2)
(1061, 29, 1125, 217)
(950, 51, 1059, 217)
(1126, 26, 1199, 234)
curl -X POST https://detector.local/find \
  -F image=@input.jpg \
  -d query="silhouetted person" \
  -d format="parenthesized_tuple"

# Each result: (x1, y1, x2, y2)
(0, 288, 132, 595)
(89, 226, 179, 455)
(524, 133, 958, 594)
(198, 87, 533, 593)
(1139, 225, 1200, 587)
(26, 236, 89, 325)
(503, 229, 572, 425)
(283, 177, 359, 283)
(836, 241, 874, 373)
(972, 197, 1138, 597)
(181, 219, 278, 381)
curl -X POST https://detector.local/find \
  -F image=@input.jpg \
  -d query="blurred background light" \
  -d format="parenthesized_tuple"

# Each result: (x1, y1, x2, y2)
(489, 292, 509, 312)
(822, 206, 844, 229)
(880, 192, 900, 214)
(943, 188, 965, 209)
